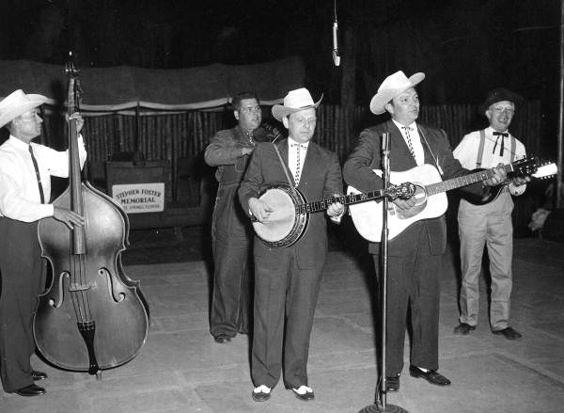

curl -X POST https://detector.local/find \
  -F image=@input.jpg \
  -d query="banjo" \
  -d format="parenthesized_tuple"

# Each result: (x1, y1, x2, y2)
(252, 182, 415, 248)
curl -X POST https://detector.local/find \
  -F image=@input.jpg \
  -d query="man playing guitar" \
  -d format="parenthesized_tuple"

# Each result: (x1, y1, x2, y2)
(343, 71, 506, 393)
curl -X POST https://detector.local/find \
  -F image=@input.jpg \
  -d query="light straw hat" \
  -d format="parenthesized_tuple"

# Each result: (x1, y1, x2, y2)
(272, 88, 323, 121)
(369, 71, 425, 115)
(0, 89, 48, 128)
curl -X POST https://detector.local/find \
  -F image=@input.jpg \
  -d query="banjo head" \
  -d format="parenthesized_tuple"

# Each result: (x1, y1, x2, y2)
(252, 185, 308, 248)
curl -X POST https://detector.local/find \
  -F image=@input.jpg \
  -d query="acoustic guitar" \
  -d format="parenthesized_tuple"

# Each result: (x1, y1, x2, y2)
(348, 156, 556, 242)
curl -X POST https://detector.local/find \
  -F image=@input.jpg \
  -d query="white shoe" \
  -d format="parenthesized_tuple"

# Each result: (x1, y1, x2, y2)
(252, 385, 271, 402)
(291, 385, 314, 401)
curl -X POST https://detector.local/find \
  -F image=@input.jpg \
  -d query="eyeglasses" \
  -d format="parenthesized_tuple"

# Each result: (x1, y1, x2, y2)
(240, 106, 261, 114)
(491, 107, 515, 115)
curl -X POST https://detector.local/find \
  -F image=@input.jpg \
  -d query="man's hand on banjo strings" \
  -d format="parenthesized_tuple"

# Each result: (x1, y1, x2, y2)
(249, 197, 274, 223)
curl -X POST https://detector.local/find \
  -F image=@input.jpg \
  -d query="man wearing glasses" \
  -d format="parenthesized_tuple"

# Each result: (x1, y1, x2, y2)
(453, 88, 529, 340)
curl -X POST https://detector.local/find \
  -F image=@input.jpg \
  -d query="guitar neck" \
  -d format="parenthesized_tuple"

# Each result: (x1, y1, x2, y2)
(298, 189, 386, 214)
(426, 163, 513, 196)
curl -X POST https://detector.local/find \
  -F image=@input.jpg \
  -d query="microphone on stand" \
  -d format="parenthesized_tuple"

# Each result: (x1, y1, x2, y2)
(381, 132, 390, 185)
(358, 132, 409, 413)
(332, 20, 341, 67)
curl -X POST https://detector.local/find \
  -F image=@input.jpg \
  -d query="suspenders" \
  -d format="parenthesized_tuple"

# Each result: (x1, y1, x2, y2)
(476, 129, 516, 168)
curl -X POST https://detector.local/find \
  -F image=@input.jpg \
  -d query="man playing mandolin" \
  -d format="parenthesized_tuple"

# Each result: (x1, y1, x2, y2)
(0, 89, 86, 397)
(343, 71, 506, 393)
(453, 88, 529, 340)
(239, 87, 344, 403)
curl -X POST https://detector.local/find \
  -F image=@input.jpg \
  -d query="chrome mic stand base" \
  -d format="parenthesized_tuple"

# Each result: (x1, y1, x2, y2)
(358, 402, 409, 413)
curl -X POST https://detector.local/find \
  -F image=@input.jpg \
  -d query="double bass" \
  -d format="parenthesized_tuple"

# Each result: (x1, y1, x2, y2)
(33, 57, 150, 377)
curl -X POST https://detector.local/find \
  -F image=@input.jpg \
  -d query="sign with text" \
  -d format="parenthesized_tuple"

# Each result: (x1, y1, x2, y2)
(111, 183, 165, 214)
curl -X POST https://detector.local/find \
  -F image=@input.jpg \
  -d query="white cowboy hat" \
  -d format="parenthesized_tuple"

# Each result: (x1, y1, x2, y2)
(369, 71, 425, 115)
(272, 88, 323, 121)
(0, 89, 49, 128)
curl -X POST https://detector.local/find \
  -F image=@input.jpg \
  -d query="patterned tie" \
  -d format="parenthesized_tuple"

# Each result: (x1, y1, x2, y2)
(402, 126, 417, 161)
(292, 143, 305, 185)
(245, 129, 255, 145)
(492, 132, 507, 156)
(29, 145, 45, 203)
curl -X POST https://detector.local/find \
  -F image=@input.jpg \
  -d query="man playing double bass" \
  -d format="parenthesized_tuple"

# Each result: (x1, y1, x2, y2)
(0, 89, 86, 397)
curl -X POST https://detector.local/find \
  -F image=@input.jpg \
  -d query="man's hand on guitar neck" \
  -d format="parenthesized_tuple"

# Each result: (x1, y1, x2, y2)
(484, 164, 508, 187)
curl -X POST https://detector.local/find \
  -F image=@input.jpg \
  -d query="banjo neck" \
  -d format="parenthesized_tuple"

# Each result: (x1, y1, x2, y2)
(296, 189, 387, 214)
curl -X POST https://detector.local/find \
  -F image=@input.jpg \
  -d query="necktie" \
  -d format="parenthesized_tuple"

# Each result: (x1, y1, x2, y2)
(292, 143, 305, 185)
(402, 126, 417, 161)
(245, 129, 255, 144)
(29, 145, 45, 204)
(493, 132, 508, 156)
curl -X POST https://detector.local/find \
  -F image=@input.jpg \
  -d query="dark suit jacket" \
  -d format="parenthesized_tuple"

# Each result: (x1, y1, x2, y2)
(238, 138, 343, 269)
(343, 119, 477, 256)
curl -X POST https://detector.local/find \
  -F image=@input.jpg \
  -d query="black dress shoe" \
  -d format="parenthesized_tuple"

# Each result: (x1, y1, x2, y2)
(492, 327, 522, 340)
(291, 386, 315, 401)
(453, 322, 476, 335)
(14, 384, 46, 397)
(409, 366, 451, 386)
(32, 370, 48, 381)
(386, 375, 400, 392)
(214, 335, 232, 344)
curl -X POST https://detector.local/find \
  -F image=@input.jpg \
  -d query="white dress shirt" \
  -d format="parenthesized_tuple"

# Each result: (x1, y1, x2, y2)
(454, 127, 527, 196)
(392, 120, 425, 166)
(0, 135, 87, 222)
(288, 137, 309, 185)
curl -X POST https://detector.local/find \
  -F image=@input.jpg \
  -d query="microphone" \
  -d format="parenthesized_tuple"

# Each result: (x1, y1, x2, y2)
(381, 132, 390, 153)
(332, 20, 341, 66)
(381, 132, 390, 185)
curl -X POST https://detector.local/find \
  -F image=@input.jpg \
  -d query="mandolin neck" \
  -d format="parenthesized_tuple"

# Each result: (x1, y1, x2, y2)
(425, 163, 514, 197)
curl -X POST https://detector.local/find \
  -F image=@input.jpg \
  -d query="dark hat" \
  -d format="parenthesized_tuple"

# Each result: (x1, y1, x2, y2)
(481, 88, 523, 112)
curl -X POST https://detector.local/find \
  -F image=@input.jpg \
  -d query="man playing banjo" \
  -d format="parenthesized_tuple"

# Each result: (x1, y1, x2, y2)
(238, 87, 344, 402)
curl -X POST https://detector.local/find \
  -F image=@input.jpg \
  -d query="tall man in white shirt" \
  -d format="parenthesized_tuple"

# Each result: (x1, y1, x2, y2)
(453, 88, 529, 340)
(0, 89, 86, 397)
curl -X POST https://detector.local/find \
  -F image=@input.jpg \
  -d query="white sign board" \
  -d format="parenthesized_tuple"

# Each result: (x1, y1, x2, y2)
(111, 182, 165, 214)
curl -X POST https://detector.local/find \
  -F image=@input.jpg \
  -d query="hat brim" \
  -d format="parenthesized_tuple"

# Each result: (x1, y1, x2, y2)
(272, 95, 323, 122)
(0, 94, 48, 128)
(369, 73, 425, 115)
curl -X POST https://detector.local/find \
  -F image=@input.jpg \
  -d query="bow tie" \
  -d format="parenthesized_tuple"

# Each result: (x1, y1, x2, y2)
(290, 142, 307, 149)
(492, 132, 508, 156)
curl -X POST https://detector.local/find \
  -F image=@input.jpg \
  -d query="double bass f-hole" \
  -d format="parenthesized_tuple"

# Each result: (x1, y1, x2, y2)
(34, 53, 149, 378)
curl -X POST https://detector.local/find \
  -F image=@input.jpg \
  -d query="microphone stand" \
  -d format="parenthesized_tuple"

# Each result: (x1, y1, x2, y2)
(359, 133, 408, 413)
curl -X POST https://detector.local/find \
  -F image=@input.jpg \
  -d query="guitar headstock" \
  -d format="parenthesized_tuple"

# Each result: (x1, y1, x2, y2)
(532, 162, 558, 179)
(509, 156, 539, 178)
(388, 182, 416, 200)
